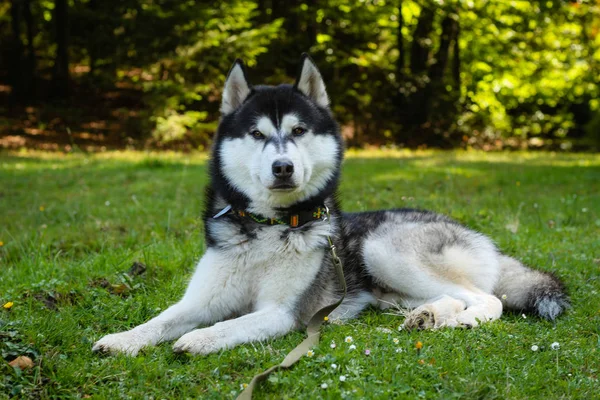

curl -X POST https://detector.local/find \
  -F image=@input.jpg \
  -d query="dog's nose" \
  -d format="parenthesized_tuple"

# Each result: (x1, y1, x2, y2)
(272, 159, 294, 179)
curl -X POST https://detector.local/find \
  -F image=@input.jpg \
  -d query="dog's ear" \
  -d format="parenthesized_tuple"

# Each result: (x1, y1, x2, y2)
(221, 59, 251, 115)
(294, 53, 329, 108)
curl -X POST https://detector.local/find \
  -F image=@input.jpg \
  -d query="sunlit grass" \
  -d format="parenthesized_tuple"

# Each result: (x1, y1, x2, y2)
(1, 150, 599, 399)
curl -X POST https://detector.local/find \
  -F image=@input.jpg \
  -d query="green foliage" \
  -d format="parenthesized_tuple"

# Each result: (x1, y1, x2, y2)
(137, 2, 283, 144)
(0, 150, 599, 398)
(456, 0, 599, 146)
(1, 0, 599, 149)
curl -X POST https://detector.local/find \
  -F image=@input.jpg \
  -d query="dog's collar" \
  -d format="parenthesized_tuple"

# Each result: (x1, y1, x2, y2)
(213, 204, 328, 228)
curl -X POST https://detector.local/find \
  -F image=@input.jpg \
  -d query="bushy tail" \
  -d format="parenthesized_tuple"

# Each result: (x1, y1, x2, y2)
(494, 255, 569, 320)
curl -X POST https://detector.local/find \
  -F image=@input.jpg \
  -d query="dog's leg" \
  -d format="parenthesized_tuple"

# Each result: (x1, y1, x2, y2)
(402, 292, 502, 329)
(172, 305, 295, 355)
(363, 222, 504, 330)
(453, 293, 503, 327)
(327, 290, 378, 322)
(93, 249, 238, 356)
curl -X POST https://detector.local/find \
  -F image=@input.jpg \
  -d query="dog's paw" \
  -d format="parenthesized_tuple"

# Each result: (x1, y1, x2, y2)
(92, 331, 146, 356)
(403, 306, 436, 330)
(455, 312, 487, 328)
(173, 328, 221, 355)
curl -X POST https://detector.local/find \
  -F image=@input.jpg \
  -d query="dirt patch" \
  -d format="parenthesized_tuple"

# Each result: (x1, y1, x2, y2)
(88, 261, 148, 297)
(23, 290, 81, 311)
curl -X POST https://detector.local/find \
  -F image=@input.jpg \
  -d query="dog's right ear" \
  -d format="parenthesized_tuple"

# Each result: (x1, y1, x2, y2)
(221, 59, 251, 115)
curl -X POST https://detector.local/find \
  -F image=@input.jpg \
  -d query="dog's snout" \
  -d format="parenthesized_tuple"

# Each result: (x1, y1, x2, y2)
(272, 159, 294, 179)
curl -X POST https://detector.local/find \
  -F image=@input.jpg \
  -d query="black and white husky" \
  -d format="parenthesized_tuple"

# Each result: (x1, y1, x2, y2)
(93, 55, 569, 356)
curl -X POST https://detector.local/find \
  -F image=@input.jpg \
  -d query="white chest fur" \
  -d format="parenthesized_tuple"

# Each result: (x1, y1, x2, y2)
(191, 219, 332, 316)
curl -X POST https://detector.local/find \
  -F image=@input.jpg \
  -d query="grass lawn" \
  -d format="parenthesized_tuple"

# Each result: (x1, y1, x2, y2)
(1, 149, 599, 399)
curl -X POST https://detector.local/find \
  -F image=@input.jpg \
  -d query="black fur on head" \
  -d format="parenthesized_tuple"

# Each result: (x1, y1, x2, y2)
(205, 55, 343, 220)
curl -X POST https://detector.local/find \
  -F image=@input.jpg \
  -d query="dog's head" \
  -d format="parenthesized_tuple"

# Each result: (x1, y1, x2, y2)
(210, 54, 342, 214)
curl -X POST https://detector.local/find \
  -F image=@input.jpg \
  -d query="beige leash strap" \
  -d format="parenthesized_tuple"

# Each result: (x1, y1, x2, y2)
(237, 236, 347, 400)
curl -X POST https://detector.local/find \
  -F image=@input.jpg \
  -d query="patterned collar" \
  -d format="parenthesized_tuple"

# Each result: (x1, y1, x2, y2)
(213, 204, 328, 228)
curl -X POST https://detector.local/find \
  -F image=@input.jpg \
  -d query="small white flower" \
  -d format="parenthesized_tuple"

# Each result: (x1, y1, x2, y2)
(345, 336, 353, 343)
(321, 383, 328, 389)
(306, 350, 314, 357)
(551, 342, 560, 350)
(395, 348, 404, 353)
(501, 294, 507, 300)
(522, 314, 527, 319)
(397, 325, 403, 331)
(531, 345, 539, 351)
(349, 344, 356, 350)
(331, 363, 337, 369)
(339, 375, 347, 382)
(393, 338, 399, 344)
(330, 342, 336, 349)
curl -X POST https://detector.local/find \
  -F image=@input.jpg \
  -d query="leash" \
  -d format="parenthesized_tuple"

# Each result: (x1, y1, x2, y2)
(236, 209, 347, 400)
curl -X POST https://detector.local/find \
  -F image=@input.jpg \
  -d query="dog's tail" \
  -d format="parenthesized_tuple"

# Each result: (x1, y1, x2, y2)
(493, 255, 569, 320)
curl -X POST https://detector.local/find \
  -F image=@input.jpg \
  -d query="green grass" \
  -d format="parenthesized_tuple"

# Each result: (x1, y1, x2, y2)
(1, 149, 599, 399)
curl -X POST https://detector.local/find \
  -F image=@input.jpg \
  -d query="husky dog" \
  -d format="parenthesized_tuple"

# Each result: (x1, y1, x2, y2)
(93, 55, 568, 356)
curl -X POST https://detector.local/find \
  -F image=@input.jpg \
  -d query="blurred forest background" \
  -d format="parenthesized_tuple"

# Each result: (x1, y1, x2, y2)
(1, 0, 599, 151)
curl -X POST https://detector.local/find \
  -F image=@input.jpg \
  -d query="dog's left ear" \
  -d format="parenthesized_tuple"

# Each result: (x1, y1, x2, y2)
(294, 53, 329, 108)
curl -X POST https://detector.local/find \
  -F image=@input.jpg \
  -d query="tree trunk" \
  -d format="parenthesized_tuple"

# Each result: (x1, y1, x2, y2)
(272, 0, 315, 75)
(409, 6, 434, 75)
(429, 14, 458, 82)
(88, 0, 98, 75)
(403, 5, 435, 132)
(396, 0, 405, 78)
(452, 21, 460, 86)
(53, 0, 69, 98)
(9, 0, 25, 104)
(419, 12, 461, 145)
(255, 0, 270, 23)
(24, 0, 35, 98)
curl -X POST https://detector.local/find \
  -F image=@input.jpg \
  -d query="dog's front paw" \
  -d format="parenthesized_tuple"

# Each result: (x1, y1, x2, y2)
(173, 328, 221, 355)
(92, 331, 147, 356)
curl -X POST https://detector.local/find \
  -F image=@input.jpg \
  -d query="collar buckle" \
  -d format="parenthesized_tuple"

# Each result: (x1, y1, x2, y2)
(322, 205, 330, 222)
(212, 205, 232, 219)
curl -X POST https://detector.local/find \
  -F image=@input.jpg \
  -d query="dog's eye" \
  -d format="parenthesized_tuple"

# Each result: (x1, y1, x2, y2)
(250, 130, 265, 140)
(292, 127, 306, 137)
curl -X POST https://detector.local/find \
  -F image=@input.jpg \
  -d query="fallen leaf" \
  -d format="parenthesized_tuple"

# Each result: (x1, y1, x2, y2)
(110, 283, 130, 295)
(89, 278, 111, 288)
(9, 356, 34, 370)
(127, 261, 147, 277)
